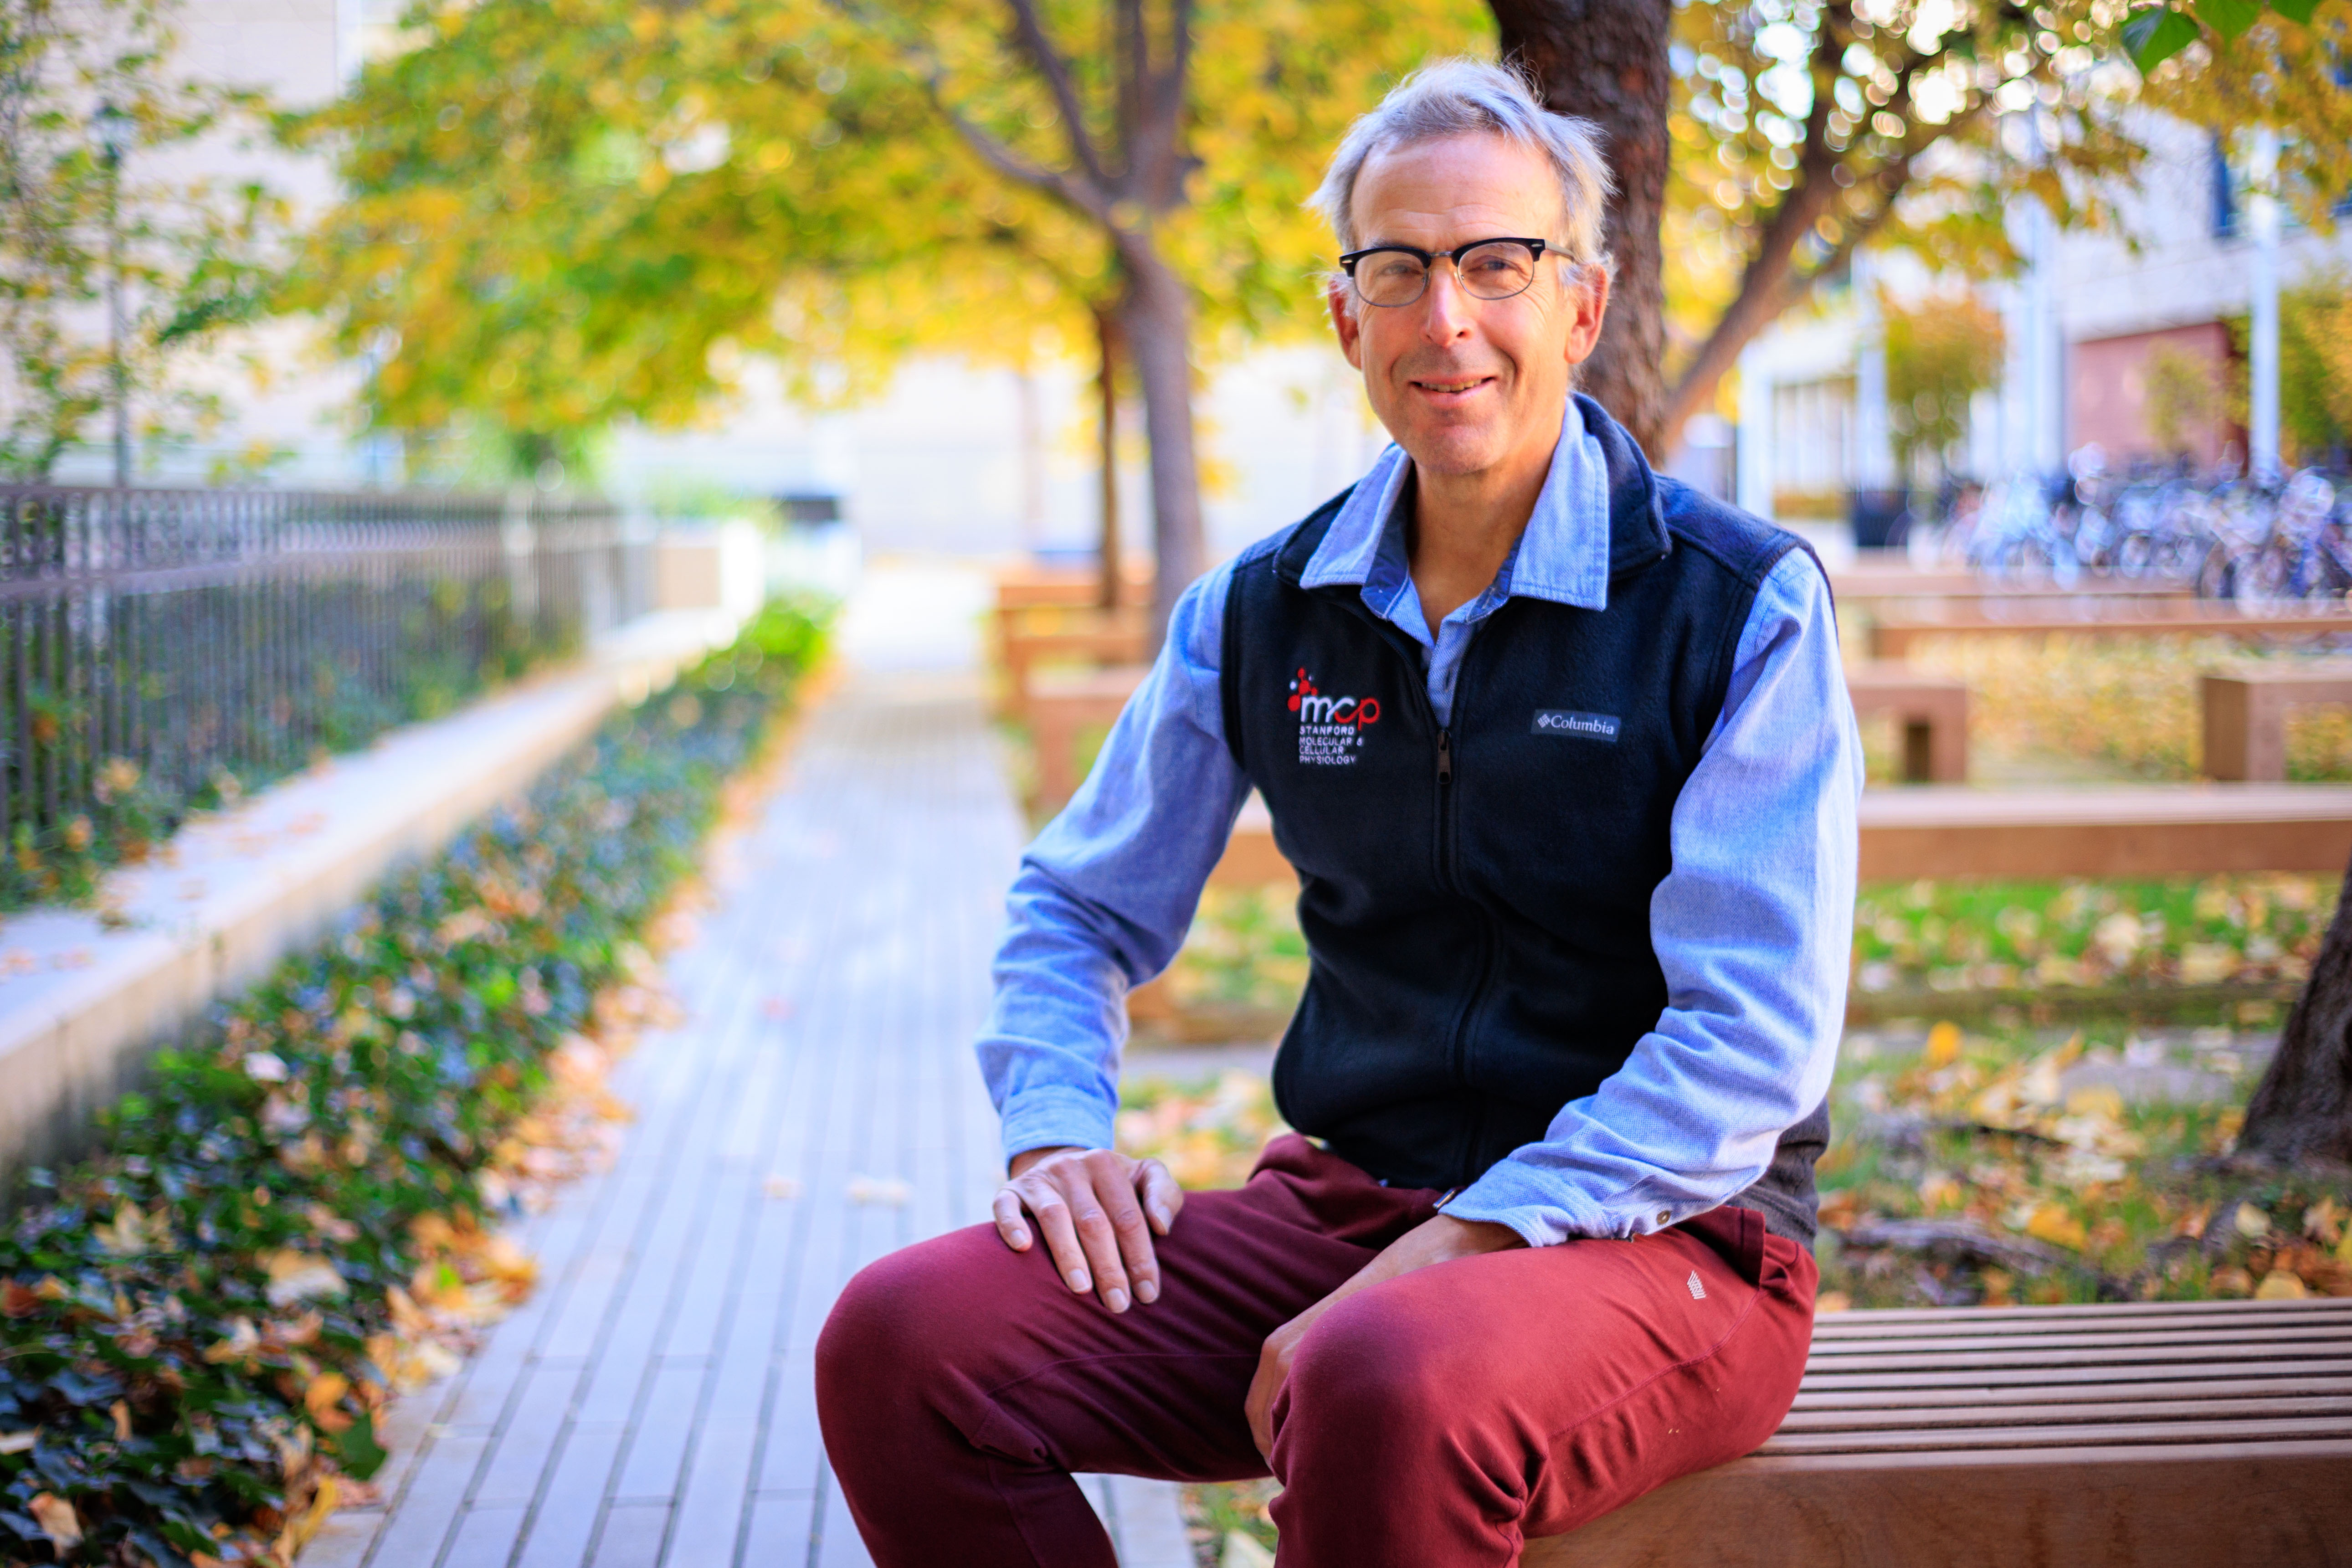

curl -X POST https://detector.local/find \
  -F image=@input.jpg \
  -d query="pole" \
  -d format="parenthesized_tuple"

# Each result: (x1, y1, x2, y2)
(1093, 307, 1120, 612)
(2248, 128, 2281, 482)
(106, 142, 128, 487)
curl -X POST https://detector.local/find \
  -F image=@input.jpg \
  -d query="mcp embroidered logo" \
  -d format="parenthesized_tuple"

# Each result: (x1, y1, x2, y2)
(1289, 668, 1379, 766)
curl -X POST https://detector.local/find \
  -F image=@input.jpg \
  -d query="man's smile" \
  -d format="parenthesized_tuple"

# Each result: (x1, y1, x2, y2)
(1407, 373, 1499, 406)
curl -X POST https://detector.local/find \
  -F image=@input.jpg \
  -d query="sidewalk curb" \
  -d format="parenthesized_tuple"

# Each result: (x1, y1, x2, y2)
(0, 610, 740, 1184)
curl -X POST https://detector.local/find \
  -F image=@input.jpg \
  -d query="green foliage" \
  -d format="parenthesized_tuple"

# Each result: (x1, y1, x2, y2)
(0, 573, 583, 915)
(0, 598, 828, 1566)
(278, 0, 1486, 462)
(0, 0, 288, 479)
(2124, 0, 2319, 69)
(2280, 267, 2352, 462)
(1881, 286, 2003, 483)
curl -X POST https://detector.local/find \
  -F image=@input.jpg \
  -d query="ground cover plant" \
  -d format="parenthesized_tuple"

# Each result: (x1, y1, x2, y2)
(1817, 1017, 2352, 1310)
(0, 600, 827, 1567)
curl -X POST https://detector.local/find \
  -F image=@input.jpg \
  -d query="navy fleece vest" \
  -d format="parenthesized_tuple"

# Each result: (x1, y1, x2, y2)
(1219, 397, 1830, 1243)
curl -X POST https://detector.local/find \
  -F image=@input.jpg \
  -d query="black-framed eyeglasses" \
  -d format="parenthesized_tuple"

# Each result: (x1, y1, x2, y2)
(1337, 237, 1551, 308)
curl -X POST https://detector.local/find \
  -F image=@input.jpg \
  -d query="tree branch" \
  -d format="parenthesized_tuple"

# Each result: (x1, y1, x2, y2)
(824, 0, 1113, 225)
(1659, 27, 1964, 445)
(1003, 0, 1110, 187)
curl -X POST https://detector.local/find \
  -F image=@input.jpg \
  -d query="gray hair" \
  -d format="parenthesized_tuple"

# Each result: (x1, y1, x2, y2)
(1309, 58, 1615, 282)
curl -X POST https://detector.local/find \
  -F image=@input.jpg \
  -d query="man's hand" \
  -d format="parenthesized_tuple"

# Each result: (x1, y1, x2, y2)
(1244, 1213, 1524, 1459)
(994, 1146, 1185, 1313)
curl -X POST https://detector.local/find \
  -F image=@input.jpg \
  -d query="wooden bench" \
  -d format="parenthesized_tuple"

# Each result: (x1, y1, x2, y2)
(1846, 663, 1969, 783)
(1001, 613, 1151, 720)
(2202, 663, 2352, 781)
(1521, 1296, 2352, 1566)
(1028, 664, 1149, 810)
(1207, 784, 2352, 887)
(1868, 606, 2352, 661)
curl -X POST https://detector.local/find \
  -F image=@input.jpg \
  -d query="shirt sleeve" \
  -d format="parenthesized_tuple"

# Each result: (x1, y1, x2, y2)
(976, 561, 1255, 1165)
(1440, 548, 1862, 1246)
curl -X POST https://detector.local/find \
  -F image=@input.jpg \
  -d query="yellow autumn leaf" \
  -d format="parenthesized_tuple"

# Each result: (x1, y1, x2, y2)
(303, 1372, 350, 1420)
(274, 1475, 340, 1561)
(264, 1249, 348, 1307)
(2255, 1270, 2310, 1301)
(1924, 1020, 1962, 1066)
(2023, 1204, 2088, 1250)
(2234, 1202, 2273, 1239)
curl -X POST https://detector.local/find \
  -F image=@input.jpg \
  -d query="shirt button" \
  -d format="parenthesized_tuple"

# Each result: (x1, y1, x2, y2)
(1656, 1210, 1672, 1227)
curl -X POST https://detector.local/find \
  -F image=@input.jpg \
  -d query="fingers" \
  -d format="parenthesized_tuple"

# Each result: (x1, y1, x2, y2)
(990, 1188, 1032, 1251)
(1136, 1158, 1184, 1235)
(1245, 1336, 1287, 1461)
(997, 1150, 1182, 1314)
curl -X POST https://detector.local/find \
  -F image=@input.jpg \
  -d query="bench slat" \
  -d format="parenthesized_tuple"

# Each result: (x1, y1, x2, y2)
(1814, 1296, 2352, 1327)
(1792, 1374, 2352, 1410)
(1803, 1354, 2352, 1390)
(1812, 1302, 2352, 1339)
(1777, 1394, 2352, 1431)
(1759, 1413, 2352, 1455)
(1809, 1322, 2352, 1356)
(1806, 1340, 2352, 1373)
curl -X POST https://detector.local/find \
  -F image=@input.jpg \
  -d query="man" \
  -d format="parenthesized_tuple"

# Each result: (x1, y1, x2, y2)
(817, 59, 1860, 1567)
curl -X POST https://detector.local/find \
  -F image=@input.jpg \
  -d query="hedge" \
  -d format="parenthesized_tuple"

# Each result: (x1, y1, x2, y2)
(0, 599, 828, 1567)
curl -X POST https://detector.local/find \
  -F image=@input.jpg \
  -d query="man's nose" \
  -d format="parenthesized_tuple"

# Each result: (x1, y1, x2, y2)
(1419, 262, 1477, 343)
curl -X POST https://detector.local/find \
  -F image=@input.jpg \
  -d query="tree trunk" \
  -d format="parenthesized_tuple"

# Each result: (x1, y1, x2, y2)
(2236, 851, 2352, 1167)
(1487, 0, 1671, 458)
(1094, 305, 1122, 612)
(1111, 241, 1204, 639)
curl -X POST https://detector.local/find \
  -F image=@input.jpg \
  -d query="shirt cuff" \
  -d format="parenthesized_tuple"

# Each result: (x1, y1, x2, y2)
(1439, 1158, 1673, 1248)
(998, 1086, 1119, 1167)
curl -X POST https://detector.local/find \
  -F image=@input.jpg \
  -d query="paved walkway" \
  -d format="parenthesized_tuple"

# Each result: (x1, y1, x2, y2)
(313, 567, 1191, 1568)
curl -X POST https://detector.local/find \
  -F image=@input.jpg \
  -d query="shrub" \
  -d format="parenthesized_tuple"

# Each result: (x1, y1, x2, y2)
(0, 598, 827, 1568)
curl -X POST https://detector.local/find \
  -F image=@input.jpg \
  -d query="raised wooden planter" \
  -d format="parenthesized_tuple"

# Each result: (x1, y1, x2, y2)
(2202, 663, 2352, 781)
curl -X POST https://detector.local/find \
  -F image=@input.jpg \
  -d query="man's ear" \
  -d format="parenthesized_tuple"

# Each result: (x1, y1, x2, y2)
(1564, 265, 1611, 371)
(1326, 281, 1365, 370)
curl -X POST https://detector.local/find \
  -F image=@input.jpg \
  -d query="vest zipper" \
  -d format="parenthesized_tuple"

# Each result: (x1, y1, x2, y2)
(1436, 727, 1453, 785)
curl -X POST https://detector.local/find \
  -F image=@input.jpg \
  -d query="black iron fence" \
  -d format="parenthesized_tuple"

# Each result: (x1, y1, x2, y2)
(0, 485, 653, 909)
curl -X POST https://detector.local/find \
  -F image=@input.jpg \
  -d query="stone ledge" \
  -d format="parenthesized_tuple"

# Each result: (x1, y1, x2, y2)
(0, 609, 742, 1183)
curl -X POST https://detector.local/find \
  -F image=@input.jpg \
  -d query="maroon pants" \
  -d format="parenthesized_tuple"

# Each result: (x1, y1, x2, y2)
(816, 1135, 1815, 1567)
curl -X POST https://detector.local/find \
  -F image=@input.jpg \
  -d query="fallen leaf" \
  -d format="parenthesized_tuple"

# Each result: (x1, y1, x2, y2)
(28, 1493, 81, 1550)
(242, 1051, 289, 1083)
(111, 1400, 132, 1441)
(264, 1250, 348, 1307)
(2234, 1202, 2272, 1239)
(204, 1317, 262, 1363)
(1816, 1291, 1852, 1313)
(274, 1475, 339, 1560)
(2023, 1204, 2087, 1250)
(1924, 1021, 1962, 1067)
(2255, 1269, 2310, 1301)
(303, 1373, 350, 1421)
(846, 1174, 911, 1206)
(762, 1174, 802, 1199)
(0, 1430, 36, 1455)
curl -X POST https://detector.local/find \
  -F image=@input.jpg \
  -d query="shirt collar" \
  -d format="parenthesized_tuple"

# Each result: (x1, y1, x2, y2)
(1299, 398, 1613, 613)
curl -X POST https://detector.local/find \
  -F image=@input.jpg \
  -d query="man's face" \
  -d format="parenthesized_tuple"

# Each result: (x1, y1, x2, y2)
(1328, 132, 1608, 481)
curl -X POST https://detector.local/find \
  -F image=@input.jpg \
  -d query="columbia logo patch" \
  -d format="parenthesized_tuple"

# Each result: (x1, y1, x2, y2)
(1531, 709, 1620, 741)
(1687, 1271, 1706, 1301)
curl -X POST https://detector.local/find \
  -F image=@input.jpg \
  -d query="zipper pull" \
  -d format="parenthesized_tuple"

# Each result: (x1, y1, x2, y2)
(1436, 727, 1453, 784)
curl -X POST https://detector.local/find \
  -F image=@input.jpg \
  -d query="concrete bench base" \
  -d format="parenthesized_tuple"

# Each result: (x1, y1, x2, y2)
(1846, 662, 1968, 782)
(2203, 664, 2352, 781)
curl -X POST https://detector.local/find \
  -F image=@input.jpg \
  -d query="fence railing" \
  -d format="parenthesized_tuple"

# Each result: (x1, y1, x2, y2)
(0, 485, 653, 909)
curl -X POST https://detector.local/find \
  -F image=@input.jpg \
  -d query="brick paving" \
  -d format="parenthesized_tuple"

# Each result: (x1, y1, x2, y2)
(311, 584, 1191, 1568)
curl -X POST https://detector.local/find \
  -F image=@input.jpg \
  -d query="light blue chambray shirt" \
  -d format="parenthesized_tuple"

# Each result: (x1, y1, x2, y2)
(978, 401, 1863, 1247)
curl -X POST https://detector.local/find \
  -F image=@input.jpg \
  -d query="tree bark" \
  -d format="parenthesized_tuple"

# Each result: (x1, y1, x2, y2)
(1093, 304, 1122, 611)
(1487, 0, 1671, 458)
(1112, 242, 1204, 635)
(2236, 851, 2352, 1167)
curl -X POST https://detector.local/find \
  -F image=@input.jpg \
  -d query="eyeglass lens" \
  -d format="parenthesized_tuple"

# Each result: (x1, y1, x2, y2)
(1355, 242, 1539, 307)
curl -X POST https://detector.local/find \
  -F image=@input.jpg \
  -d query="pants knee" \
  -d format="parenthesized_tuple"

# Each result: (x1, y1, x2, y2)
(817, 1234, 978, 1412)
